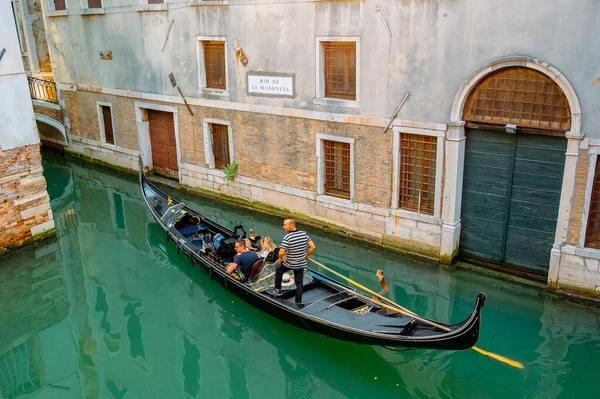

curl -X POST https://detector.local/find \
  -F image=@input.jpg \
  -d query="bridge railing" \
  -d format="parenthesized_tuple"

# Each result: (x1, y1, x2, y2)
(28, 77, 58, 104)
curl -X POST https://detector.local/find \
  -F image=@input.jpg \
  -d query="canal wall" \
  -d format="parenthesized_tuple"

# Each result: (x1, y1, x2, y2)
(0, 2, 55, 254)
(60, 89, 442, 258)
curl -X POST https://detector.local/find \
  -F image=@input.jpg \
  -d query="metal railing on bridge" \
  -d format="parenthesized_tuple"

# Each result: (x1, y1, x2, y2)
(28, 76, 58, 104)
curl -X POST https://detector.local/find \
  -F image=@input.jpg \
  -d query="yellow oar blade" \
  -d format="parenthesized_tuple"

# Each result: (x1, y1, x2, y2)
(472, 346, 524, 369)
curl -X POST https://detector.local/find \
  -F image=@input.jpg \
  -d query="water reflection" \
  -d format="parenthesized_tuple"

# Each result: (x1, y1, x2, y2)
(0, 152, 598, 398)
(278, 350, 316, 399)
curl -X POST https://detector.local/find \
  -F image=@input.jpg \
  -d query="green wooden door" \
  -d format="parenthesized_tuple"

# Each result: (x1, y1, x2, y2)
(459, 129, 566, 275)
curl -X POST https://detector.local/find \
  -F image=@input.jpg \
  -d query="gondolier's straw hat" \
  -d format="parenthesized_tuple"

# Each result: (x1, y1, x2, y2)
(281, 273, 295, 287)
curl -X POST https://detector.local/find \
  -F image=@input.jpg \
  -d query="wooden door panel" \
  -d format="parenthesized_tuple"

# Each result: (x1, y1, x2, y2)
(148, 110, 178, 178)
(460, 129, 514, 263)
(503, 134, 566, 272)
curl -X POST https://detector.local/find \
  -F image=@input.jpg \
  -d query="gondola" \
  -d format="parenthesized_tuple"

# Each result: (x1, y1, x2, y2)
(140, 165, 486, 350)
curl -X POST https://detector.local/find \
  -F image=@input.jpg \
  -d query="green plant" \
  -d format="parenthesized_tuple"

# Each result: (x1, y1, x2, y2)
(222, 161, 239, 184)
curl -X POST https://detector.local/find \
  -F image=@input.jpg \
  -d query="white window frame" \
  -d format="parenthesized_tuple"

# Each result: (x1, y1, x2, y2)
(391, 127, 444, 221)
(202, 118, 234, 170)
(314, 37, 360, 109)
(47, 0, 67, 11)
(134, 101, 182, 181)
(96, 101, 116, 146)
(80, 0, 105, 14)
(316, 133, 355, 207)
(196, 36, 229, 97)
(578, 146, 600, 249)
(137, 0, 168, 11)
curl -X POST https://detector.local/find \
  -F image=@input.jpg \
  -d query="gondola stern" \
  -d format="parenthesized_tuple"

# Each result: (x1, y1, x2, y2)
(455, 291, 487, 350)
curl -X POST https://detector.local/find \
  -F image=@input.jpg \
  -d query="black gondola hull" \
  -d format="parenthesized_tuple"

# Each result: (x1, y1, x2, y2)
(140, 167, 485, 350)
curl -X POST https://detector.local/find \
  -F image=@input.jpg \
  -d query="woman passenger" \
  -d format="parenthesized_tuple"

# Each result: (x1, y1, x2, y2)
(259, 236, 277, 258)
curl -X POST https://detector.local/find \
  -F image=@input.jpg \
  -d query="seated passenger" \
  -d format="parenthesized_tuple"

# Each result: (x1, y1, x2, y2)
(245, 238, 258, 252)
(226, 239, 259, 280)
(259, 236, 277, 258)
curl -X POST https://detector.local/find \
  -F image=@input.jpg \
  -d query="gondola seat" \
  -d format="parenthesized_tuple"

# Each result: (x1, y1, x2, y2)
(249, 258, 265, 281)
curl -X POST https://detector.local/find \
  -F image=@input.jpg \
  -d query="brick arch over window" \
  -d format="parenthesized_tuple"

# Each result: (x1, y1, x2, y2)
(463, 67, 571, 133)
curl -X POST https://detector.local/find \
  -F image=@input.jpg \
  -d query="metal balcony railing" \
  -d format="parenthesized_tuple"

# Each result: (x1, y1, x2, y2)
(28, 76, 58, 104)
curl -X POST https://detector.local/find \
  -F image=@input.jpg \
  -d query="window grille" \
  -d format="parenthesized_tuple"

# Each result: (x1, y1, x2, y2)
(203, 41, 226, 90)
(586, 158, 600, 249)
(399, 134, 437, 215)
(211, 124, 230, 169)
(323, 140, 351, 199)
(463, 67, 571, 133)
(323, 42, 356, 100)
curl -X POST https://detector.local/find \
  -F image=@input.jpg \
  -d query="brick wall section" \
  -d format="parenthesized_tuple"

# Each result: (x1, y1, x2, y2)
(63, 91, 394, 208)
(0, 144, 55, 253)
(32, 104, 62, 122)
(567, 147, 590, 245)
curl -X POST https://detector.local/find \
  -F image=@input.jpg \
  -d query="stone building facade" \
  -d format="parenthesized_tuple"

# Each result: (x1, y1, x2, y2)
(0, 1, 55, 254)
(34, 0, 600, 295)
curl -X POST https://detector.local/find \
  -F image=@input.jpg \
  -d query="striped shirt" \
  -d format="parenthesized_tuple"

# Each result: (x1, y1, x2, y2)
(280, 230, 311, 269)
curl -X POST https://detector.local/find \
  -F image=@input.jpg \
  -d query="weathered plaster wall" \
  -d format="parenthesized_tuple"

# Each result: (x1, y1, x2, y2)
(0, 2, 39, 151)
(26, 0, 52, 72)
(1, 1, 55, 253)
(45, 0, 600, 134)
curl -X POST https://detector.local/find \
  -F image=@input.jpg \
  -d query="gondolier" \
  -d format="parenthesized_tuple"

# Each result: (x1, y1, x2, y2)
(268, 218, 316, 304)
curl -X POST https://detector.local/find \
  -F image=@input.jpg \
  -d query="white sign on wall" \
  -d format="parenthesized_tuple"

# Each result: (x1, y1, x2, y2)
(247, 74, 295, 98)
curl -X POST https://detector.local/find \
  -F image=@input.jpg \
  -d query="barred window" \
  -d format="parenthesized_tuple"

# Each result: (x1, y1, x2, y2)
(585, 158, 600, 249)
(203, 41, 226, 90)
(323, 42, 356, 100)
(399, 134, 437, 215)
(323, 140, 351, 199)
(211, 124, 230, 169)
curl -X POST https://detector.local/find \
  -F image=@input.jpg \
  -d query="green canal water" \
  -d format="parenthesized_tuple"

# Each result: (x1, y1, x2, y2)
(1, 152, 598, 399)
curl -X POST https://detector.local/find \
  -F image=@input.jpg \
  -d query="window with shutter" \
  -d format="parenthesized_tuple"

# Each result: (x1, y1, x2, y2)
(323, 42, 356, 100)
(203, 41, 226, 90)
(100, 105, 115, 145)
(211, 124, 230, 169)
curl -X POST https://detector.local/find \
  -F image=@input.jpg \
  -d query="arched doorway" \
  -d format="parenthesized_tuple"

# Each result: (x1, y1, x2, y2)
(459, 67, 572, 276)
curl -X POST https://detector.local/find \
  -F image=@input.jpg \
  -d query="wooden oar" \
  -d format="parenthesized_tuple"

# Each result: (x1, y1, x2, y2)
(308, 258, 524, 369)
(308, 259, 441, 328)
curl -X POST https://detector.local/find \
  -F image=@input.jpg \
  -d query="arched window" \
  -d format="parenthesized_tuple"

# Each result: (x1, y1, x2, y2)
(463, 67, 571, 133)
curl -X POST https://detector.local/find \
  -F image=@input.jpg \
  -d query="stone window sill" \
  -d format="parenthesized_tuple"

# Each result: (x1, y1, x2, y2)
(391, 208, 441, 224)
(317, 195, 357, 210)
(200, 87, 230, 98)
(137, 4, 168, 12)
(206, 168, 225, 177)
(573, 246, 600, 260)
(313, 97, 358, 109)
(33, 100, 61, 110)
(47, 10, 69, 17)
(81, 8, 105, 16)
(189, 0, 229, 6)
